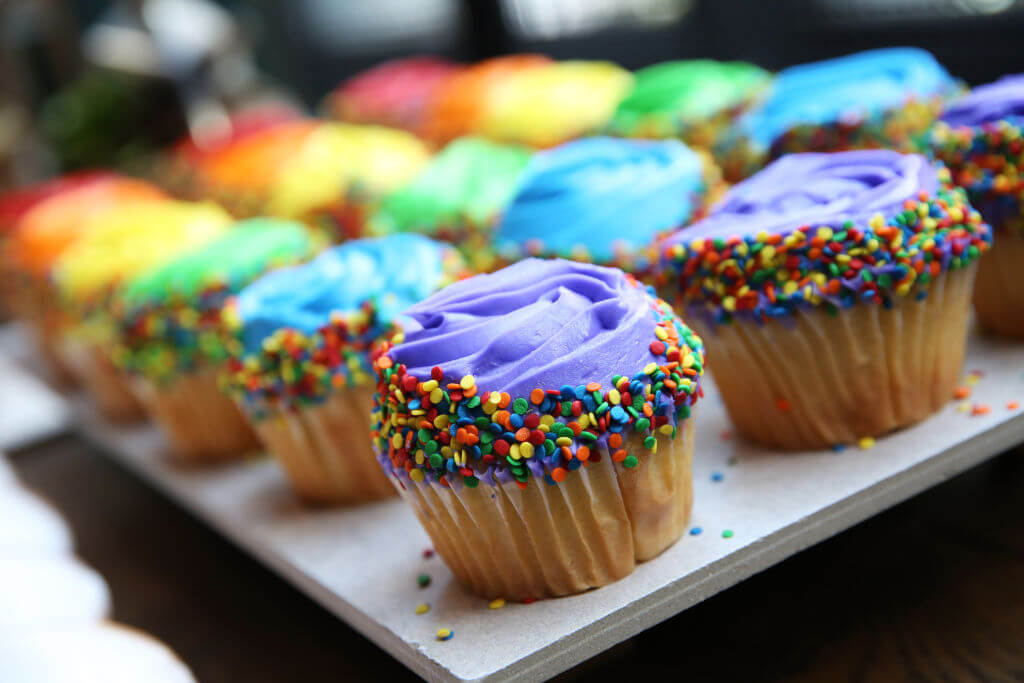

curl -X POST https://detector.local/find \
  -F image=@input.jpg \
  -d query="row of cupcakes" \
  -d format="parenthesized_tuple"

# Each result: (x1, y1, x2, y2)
(0, 55, 1021, 603)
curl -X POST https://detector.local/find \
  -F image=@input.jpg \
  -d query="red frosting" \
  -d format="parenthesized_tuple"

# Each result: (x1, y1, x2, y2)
(329, 56, 462, 132)
(0, 171, 113, 235)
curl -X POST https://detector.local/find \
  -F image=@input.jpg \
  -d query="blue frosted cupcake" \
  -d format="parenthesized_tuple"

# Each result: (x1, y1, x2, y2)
(719, 47, 959, 181)
(492, 136, 721, 273)
(223, 233, 465, 503)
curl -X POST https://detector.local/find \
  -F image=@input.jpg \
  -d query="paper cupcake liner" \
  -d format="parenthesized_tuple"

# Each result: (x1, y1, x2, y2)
(974, 231, 1024, 338)
(61, 339, 145, 423)
(250, 386, 395, 505)
(132, 367, 259, 461)
(386, 424, 694, 601)
(695, 266, 975, 450)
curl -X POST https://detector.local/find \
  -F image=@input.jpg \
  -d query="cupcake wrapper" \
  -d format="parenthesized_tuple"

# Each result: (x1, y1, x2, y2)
(62, 339, 144, 423)
(133, 367, 259, 461)
(974, 232, 1024, 338)
(251, 386, 394, 505)
(386, 423, 694, 601)
(697, 266, 975, 450)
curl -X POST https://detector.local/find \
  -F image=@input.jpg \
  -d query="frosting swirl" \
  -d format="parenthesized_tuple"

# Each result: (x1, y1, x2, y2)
(494, 137, 707, 264)
(738, 47, 955, 148)
(940, 74, 1024, 127)
(665, 150, 938, 244)
(394, 259, 666, 397)
(235, 234, 456, 354)
(659, 151, 991, 323)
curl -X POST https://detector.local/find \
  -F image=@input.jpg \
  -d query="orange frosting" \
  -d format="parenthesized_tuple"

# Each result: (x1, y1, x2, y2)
(422, 54, 552, 144)
(195, 120, 320, 196)
(6, 177, 166, 276)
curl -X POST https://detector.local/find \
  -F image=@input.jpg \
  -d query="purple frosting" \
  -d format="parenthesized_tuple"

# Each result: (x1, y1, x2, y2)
(940, 74, 1024, 127)
(390, 259, 660, 397)
(663, 150, 939, 245)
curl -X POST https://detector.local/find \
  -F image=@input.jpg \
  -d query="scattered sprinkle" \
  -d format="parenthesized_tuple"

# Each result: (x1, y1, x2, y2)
(489, 599, 506, 610)
(711, 471, 724, 482)
(522, 597, 536, 605)
(689, 527, 703, 536)
(417, 574, 431, 588)
(957, 401, 972, 413)
(858, 437, 875, 450)
(422, 548, 434, 559)
(775, 398, 791, 412)
(436, 628, 454, 641)
(415, 603, 430, 615)
(971, 403, 991, 416)
(722, 529, 734, 539)
(719, 430, 732, 441)
(953, 386, 971, 400)
(831, 443, 847, 452)
(1008, 401, 1020, 411)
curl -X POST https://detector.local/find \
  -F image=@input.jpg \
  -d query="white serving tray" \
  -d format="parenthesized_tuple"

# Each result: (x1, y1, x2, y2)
(73, 331, 1024, 682)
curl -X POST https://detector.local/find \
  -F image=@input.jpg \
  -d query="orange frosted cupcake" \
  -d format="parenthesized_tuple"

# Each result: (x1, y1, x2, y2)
(2, 176, 166, 384)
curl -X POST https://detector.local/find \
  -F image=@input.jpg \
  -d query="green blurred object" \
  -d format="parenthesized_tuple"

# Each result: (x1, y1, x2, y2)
(39, 69, 187, 173)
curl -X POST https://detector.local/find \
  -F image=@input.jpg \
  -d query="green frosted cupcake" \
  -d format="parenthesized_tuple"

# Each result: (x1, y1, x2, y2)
(367, 137, 531, 270)
(608, 60, 770, 148)
(114, 217, 319, 460)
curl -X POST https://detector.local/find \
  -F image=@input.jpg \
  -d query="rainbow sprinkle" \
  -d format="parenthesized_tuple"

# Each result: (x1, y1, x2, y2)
(221, 300, 391, 417)
(371, 281, 704, 490)
(928, 117, 1024, 235)
(661, 175, 991, 325)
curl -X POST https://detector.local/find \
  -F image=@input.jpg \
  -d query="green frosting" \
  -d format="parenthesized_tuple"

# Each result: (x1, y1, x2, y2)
(369, 137, 531, 236)
(609, 60, 771, 134)
(120, 217, 314, 309)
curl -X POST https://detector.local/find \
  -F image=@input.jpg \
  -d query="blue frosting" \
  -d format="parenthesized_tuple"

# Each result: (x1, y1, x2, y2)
(739, 47, 956, 148)
(493, 137, 706, 263)
(236, 234, 450, 353)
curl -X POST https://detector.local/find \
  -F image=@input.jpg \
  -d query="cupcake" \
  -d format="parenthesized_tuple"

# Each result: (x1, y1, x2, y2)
(607, 59, 771, 148)
(493, 136, 720, 272)
(368, 136, 531, 271)
(928, 74, 1024, 337)
(115, 218, 318, 460)
(265, 122, 430, 240)
(2, 177, 166, 385)
(325, 56, 463, 134)
(371, 258, 705, 600)
(222, 234, 465, 504)
(422, 54, 552, 145)
(657, 150, 991, 450)
(52, 199, 232, 421)
(718, 48, 958, 181)
(0, 172, 113, 320)
(473, 60, 633, 148)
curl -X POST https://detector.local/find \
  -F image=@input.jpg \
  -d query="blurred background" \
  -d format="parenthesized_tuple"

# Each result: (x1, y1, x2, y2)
(3, 0, 1024, 187)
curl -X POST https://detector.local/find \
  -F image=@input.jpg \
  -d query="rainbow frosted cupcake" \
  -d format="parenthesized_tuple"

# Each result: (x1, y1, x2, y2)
(223, 234, 464, 504)
(493, 136, 720, 272)
(372, 258, 704, 600)
(718, 48, 958, 181)
(928, 74, 1024, 337)
(325, 56, 462, 134)
(52, 199, 232, 421)
(2, 177, 166, 386)
(658, 150, 990, 450)
(368, 137, 531, 271)
(607, 59, 771, 148)
(115, 218, 318, 460)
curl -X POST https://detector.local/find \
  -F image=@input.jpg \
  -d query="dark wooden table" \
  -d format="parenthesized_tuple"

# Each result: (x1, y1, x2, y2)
(10, 436, 1024, 682)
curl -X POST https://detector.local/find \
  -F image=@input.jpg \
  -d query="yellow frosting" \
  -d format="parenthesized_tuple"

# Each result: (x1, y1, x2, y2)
(476, 61, 633, 147)
(266, 123, 430, 219)
(53, 199, 232, 304)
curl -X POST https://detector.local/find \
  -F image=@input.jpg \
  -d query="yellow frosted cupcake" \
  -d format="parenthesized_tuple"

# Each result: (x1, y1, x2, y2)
(52, 199, 231, 421)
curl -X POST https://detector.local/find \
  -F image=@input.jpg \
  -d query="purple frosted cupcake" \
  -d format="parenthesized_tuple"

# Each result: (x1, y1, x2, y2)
(929, 74, 1024, 337)
(371, 258, 705, 600)
(658, 150, 990, 450)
